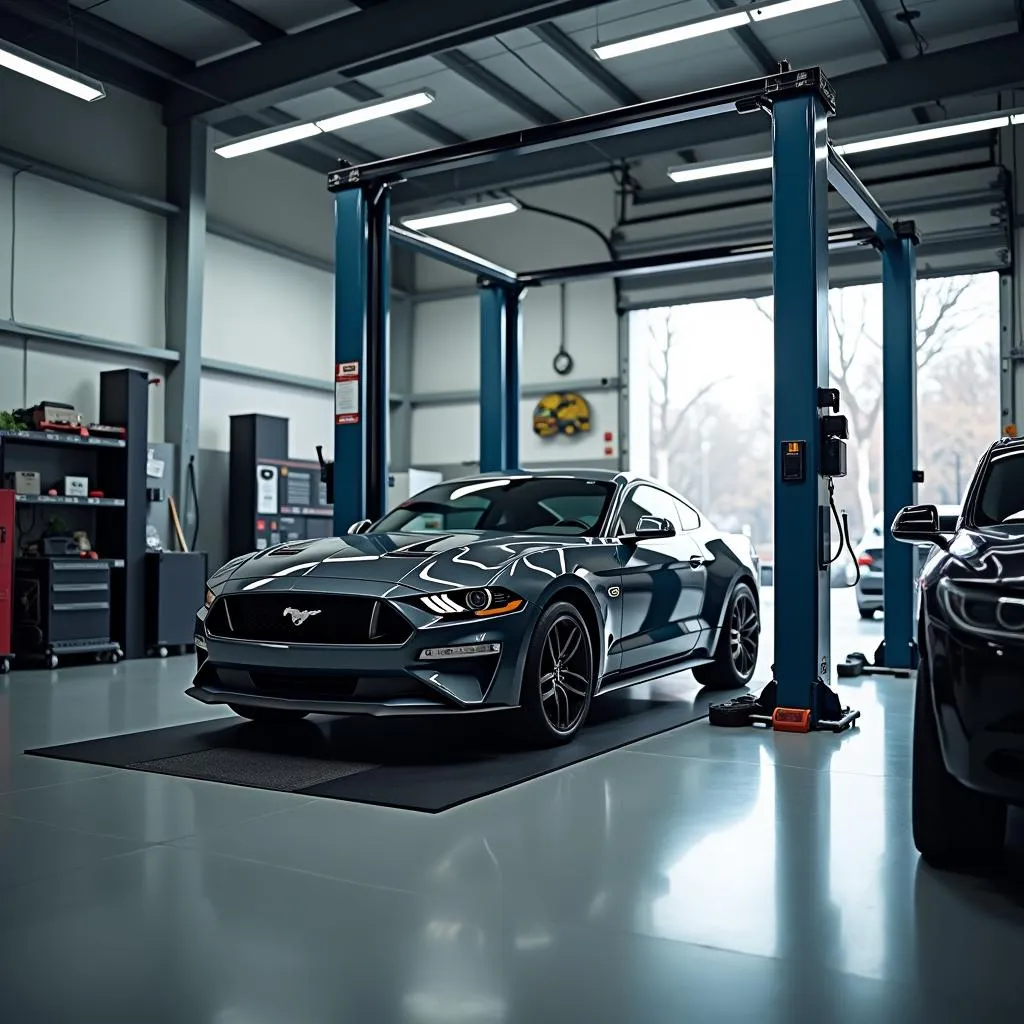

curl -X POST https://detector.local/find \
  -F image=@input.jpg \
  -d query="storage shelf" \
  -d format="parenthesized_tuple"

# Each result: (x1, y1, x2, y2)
(15, 494, 125, 508)
(0, 429, 126, 449)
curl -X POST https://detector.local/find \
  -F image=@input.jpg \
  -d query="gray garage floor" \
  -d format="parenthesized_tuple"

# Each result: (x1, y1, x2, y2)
(1, 591, 1022, 1023)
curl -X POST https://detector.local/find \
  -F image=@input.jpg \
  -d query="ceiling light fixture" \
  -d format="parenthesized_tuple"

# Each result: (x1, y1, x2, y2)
(594, 0, 843, 60)
(0, 37, 105, 101)
(215, 90, 435, 159)
(402, 201, 521, 231)
(667, 109, 1021, 185)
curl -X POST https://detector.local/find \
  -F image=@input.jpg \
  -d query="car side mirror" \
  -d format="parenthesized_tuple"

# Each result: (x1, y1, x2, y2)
(347, 519, 372, 535)
(891, 504, 949, 549)
(622, 516, 676, 545)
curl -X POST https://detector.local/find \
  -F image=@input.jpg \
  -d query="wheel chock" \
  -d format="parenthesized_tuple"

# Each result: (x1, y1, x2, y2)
(708, 693, 763, 727)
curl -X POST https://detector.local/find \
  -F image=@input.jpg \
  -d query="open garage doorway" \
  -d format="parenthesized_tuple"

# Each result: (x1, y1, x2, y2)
(628, 272, 1002, 584)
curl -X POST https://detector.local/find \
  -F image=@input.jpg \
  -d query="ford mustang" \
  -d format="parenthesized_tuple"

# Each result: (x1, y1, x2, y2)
(893, 436, 1024, 869)
(189, 470, 760, 745)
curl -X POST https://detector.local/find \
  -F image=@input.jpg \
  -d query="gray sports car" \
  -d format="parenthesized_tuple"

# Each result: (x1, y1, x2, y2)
(188, 470, 761, 745)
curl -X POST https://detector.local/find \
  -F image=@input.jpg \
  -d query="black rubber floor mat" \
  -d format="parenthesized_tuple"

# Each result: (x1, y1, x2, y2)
(131, 747, 376, 792)
(27, 689, 731, 812)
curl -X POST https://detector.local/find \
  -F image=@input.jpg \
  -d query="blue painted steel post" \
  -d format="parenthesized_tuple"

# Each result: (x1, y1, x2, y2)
(333, 186, 391, 533)
(503, 285, 523, 469)
(881, 231, 918, 668)
(771, 91, 832, 716)
(479, 283, 510, 472)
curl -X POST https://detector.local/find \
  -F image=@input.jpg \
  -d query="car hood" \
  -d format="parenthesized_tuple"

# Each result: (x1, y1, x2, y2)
(210, 532, 591, 593)
(946, 524, 1024, 582)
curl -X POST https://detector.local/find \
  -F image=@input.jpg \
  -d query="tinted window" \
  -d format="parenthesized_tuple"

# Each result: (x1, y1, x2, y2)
(674, 499, 700, 531)
(371, 476, 615, 536)
(617, 485, 680, 534)
(974, 451, 1024, 525)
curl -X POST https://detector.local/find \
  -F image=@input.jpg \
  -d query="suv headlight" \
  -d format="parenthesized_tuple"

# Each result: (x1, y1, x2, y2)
(412, 587, 524, 620)
(937, 578, 1024, 642)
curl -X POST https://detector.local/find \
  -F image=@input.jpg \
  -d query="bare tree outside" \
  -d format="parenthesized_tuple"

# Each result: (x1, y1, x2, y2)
(638, 273, 999, 552)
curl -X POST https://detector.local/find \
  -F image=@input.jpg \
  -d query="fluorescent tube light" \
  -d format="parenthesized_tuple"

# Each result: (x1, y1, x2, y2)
(594, 10, 749, 60)
(668, 156, 772, 183)
(402, 201, 520, 231)
(215, 89, 435, 158)
(835, 115, 1010, 156)
(315, 90, 434, 132)
(749, 0, 843, 22)
(0, 37, 105, 101)
(215, 122, 323, 158)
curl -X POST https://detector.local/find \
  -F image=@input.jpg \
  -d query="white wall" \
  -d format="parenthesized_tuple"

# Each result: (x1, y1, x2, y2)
(408, 176, 622, 465)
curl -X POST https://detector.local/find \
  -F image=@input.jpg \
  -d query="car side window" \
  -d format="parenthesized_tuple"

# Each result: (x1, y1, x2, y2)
(617, 485, 681, 534)
(673, 499, 700, 531)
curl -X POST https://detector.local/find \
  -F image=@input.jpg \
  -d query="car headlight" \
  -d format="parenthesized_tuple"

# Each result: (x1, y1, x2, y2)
(205, 588, 216, 608)
(937, 578, 1024, 643)
(415, 587, 524, 620)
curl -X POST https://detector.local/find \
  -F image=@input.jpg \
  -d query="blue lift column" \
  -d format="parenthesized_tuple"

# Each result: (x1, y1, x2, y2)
(333, 185, 391, 534)
(880, 226, 920, 668)
(479, 283, 523, 472)
(771, 90, 832, 720)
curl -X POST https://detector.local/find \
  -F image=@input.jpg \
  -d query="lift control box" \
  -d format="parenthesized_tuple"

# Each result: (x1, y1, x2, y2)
(781, 441, 806, 483)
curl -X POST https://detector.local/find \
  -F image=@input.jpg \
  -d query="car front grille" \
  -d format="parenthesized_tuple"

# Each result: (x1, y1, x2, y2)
(206, 593, 413, 645)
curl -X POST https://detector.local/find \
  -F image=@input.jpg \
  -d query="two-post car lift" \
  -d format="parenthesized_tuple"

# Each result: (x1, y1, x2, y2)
(325, 65, 919, 730)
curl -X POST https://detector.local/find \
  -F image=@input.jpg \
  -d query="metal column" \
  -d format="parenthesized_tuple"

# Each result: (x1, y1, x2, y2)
(479, 283, 522, 472)
(165, 119, 207, 539)
(333, 186, 390, 534)
(880, 231, 919, 668)
(771, 91, 832, 715)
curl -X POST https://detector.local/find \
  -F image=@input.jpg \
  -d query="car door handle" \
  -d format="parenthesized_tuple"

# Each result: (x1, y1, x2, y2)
(689, 555, 705, 568)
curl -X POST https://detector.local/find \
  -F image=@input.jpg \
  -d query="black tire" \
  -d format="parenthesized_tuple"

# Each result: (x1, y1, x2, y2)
(858, 606, 876, 620)
(515, 601, 595, 747)
(694, 581, 759, 690)
(912, 653, 1006, 872)
(228, 704, 309, 724)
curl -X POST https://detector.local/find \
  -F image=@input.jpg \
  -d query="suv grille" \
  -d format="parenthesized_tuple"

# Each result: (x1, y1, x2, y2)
(206, 593, 412, 645)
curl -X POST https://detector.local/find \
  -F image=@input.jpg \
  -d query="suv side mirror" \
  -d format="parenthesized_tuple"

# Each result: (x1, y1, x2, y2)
(347, 519, 372, 535)
(622, 516, 676, 545)
(891, 504, 949, 549)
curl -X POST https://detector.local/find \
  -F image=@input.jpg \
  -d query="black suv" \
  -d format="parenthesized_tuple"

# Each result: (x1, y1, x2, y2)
(893, 437, 1024, 871)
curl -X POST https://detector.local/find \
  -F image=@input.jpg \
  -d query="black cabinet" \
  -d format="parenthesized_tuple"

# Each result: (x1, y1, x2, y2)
(145, 551, 207, 655)
(13, 558, 122, 667)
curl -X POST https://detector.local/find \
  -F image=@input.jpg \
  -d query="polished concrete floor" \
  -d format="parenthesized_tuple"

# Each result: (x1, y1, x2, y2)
(1, 591, 1023, 1023)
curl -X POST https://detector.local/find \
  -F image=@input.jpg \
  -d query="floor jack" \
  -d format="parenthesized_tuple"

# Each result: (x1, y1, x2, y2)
(709, 668, 861, 733)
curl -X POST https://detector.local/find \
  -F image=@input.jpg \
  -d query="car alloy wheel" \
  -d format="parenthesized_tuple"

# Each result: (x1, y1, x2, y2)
(539, 614, 591, 734)
(729, 591, 759, 680)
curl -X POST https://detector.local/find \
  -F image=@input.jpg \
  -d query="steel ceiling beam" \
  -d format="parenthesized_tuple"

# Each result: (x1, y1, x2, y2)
(336, 80, 465, 147)
(531, 22, 640, 107)
(436, 50, 557, 125)
(707, 0, 777, 74)
(179, 0, 282, 44)
(390, 33, 1024, 209)
(165, 0, 620, 121)
(849, 0, 930, 123)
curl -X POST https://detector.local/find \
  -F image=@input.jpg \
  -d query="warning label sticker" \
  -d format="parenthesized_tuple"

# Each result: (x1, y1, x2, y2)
(335, 361, 360, 425)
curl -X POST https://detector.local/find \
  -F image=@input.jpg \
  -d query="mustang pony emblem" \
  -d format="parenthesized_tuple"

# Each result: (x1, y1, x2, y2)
(282, 607, 322, 626)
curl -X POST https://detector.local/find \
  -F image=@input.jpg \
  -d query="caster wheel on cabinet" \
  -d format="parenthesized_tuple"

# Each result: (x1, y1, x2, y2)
(0, 658, 9, 674)
(109, 650, 122, 664)
(48, 655, 59, 669)
(157, 647, 168, 659)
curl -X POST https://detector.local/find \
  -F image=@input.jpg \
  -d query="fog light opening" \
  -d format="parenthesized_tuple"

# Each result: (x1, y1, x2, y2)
(421, 642, 501, 660)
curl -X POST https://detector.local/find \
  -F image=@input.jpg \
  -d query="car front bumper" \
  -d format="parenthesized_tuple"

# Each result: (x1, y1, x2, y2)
(925, 618, 1024, 805)
(188, 599, 531, 717)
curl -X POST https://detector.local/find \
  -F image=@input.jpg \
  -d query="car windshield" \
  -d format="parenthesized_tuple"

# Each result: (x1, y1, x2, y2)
(370, 476, 616, 536)
(974, 450, 1024, 525)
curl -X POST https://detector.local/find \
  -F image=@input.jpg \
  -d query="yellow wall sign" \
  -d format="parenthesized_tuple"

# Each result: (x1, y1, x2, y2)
(532, 392, 592, 438)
